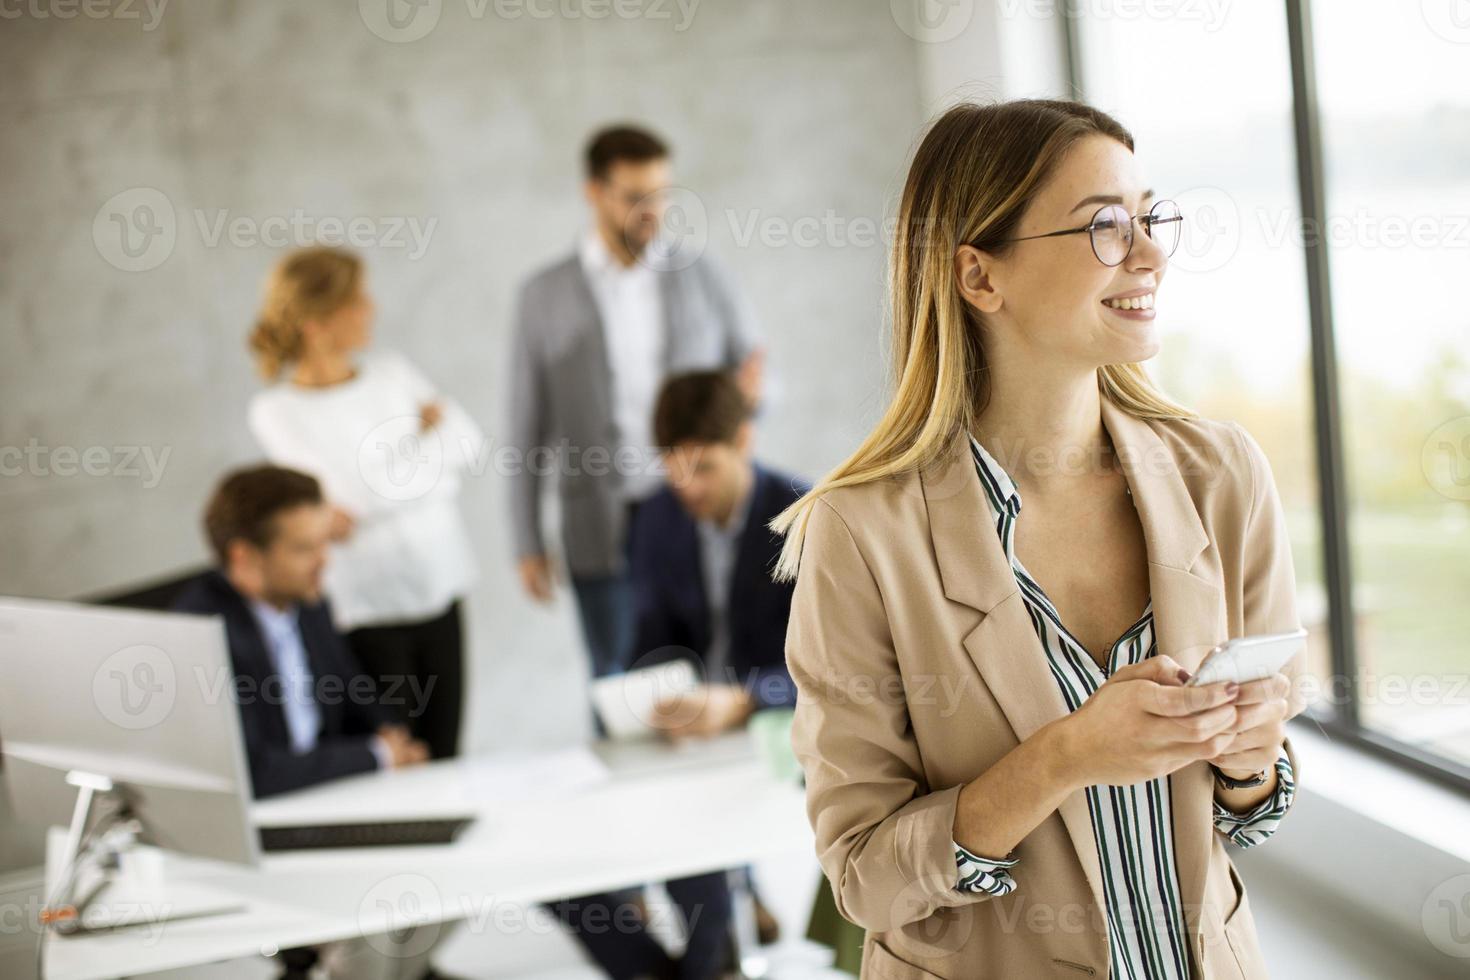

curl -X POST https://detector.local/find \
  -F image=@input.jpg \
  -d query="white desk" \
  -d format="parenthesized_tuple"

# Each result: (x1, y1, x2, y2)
(43, 732, 811, 980)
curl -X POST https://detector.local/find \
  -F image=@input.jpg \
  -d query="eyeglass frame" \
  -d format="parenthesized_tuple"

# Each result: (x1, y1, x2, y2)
(978, 199, 1183, 267)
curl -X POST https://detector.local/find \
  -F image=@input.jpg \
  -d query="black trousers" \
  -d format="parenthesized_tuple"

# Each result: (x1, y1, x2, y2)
(549, 872, 734, 980)
(347, 600, 465, 760)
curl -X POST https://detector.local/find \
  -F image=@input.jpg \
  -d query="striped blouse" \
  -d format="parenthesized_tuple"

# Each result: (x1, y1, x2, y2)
(952, 436, 1296, 980)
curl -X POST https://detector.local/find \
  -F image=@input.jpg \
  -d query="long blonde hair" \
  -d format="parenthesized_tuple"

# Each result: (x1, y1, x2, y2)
(770, 99, 1194, 581)
(249, 247, 363, 380)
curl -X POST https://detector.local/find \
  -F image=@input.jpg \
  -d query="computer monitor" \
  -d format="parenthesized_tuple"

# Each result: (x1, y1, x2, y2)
(0, 596, 260, 893)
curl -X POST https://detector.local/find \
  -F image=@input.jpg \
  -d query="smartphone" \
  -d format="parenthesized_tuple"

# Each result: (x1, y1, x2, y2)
(1185, 628, 1307, 688)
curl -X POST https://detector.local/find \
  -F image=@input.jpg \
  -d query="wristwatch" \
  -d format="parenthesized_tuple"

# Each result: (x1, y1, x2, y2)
(1211, 764, 1269, 789)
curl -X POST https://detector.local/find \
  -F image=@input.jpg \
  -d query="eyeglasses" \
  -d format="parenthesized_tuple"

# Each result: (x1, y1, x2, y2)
(990, 199, 1183, 267)
(602, 182, 668, 210)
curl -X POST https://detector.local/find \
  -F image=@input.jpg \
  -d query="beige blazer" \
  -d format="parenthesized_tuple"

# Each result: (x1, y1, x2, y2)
(787, 396, 1305, 980)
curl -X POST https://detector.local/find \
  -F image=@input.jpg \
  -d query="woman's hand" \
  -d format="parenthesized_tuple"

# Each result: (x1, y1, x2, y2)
(1059, 655, 1241, 787)
(1203, 672, 1291, 778)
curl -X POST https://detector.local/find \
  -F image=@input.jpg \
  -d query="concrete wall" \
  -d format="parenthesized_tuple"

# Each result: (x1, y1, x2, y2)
(0, 0, 957, 758)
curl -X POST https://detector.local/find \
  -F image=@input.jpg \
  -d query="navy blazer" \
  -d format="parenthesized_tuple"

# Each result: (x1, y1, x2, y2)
(628, 463, 808, 708)
(172, 571, 392, 798)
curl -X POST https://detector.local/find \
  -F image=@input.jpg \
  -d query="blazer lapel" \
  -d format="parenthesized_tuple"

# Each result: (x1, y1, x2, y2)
(1098, 399, 1223, 668)
(569, 257, 617, 424)
(655, 267, 679, 372)
(920, 431, 1109, 914)
(680, 512, 713, 655)
(923, 398, 1227, 946)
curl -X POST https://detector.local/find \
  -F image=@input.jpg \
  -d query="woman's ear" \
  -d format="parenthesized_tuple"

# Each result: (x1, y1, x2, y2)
(734, 420, 755, 456)
(298, 315, 328, 352)
(954, 245, 1003, 314)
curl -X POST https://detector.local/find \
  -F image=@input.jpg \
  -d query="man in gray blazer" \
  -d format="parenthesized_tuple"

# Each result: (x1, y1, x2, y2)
(508, 124, 762, 681)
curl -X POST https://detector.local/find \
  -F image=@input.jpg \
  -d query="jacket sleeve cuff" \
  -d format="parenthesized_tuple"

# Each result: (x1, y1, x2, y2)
(891, 784, 1018, 917)
(954, 841, 1019, 895)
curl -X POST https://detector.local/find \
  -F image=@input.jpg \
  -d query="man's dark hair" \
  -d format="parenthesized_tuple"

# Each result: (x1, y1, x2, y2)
(204, 465, 323, 564)
(654, 371, 752, 448)
(586, 124, 670, 181)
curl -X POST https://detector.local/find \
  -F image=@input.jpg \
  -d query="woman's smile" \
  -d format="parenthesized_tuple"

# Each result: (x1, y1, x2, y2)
(1101, 288, 1156, 320)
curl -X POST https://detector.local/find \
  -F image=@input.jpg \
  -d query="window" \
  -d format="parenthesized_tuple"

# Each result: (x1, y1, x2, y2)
(1072, 0, 1470, 788)
(1312, 0, 1470, 770)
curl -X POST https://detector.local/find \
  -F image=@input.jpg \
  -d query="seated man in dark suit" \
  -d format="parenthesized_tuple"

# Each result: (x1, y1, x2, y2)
(174, 465, 445, 980)
(173, 465, 430, 797)
(552, 371, 806, 980)
(633, 369, 805, 725)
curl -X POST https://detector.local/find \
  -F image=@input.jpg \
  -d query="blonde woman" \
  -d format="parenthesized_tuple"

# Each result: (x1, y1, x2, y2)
(247, 247, 482, 760)
(774, 100, 1305, 979)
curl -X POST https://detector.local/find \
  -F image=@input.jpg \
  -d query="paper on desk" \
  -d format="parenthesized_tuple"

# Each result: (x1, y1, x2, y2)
(461, 746, 609, 804)
(590, 659, 700, 739)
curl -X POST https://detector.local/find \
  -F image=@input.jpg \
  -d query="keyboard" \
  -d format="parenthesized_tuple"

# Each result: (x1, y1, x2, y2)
(258, 817, 473, 852)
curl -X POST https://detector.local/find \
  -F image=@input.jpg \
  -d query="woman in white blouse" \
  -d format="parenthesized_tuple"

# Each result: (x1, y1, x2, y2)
(247, 247, 481, 759)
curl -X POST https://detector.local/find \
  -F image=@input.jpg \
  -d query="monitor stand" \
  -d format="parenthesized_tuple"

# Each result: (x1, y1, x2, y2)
(41, 771, 248, 937)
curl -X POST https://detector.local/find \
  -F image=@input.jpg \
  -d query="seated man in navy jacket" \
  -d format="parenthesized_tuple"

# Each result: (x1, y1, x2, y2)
(173, 465, 442, 980)
(173, 465, 430, 798)
(632, 369, 805, 727)
(554, 371, 806, 980)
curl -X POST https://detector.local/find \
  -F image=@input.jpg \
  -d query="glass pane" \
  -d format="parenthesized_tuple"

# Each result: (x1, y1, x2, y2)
(1313, 2, 1470, 767)
(1076, 7, 1332, 708)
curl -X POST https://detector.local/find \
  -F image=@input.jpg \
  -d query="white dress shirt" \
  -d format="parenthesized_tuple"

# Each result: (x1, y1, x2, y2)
(579, 229, 666, 502)
(248, 349, 482, 630)
(248, 600, 322, 755)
